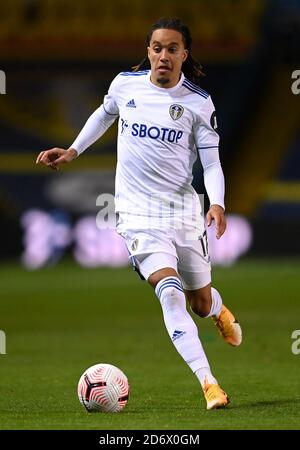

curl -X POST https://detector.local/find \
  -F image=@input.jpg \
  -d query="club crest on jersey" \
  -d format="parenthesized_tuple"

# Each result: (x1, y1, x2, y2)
(169, 104, 184, 120)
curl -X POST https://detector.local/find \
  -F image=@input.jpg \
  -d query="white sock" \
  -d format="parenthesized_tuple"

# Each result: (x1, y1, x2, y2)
(155, 276, 210, 373)
(205, 287, 223, 318)
(195, 367, 218, 388)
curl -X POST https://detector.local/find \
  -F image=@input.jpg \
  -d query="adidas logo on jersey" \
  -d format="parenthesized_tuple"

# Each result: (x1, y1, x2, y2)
(126, 99, 136, 108)
(172, 330, 186, 341)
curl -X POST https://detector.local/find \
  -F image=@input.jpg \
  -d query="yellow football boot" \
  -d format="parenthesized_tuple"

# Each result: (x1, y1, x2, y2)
(212, 304, 242, 346)
(203, 378, 230, 410)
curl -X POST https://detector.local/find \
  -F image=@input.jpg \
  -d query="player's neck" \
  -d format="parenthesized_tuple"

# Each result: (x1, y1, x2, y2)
(150, 73, 182, 89)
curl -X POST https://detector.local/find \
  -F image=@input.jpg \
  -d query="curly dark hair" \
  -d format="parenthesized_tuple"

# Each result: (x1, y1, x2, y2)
(132, 17, 205, 86)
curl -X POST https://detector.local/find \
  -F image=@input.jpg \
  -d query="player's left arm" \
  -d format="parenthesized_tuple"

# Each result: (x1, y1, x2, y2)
(194, 96, 226, 239)
(206, 204, 226, 240)
(201, 150, 226, 239)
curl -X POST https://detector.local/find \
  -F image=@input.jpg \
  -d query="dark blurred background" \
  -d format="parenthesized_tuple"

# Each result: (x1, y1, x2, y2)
(0, 0, 299, 268)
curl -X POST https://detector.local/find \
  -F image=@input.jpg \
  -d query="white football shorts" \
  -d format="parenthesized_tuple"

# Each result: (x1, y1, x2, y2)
(119, 226, 211, 290)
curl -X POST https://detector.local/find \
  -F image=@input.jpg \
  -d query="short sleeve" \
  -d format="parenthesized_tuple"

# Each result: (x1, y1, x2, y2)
(102, 74, 120, 116)
(193, 96, 219, 150)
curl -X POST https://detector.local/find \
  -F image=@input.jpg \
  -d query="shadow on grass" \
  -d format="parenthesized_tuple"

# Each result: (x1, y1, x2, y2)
(132, 398, 300, 413)
(229, 398, 300, 410)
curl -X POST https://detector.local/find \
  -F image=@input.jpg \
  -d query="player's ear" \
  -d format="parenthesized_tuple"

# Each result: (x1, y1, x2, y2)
(147, 46, 151, 58)
(182, 49, 188, 62)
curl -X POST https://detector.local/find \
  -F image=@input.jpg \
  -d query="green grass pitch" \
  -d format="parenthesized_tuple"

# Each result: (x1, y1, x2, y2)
(0, 258, 300, 430)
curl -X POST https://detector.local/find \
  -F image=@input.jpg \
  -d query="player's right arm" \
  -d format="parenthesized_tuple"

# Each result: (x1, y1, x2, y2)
(36, 75, 120, 171)
(193, 95, 226, 239)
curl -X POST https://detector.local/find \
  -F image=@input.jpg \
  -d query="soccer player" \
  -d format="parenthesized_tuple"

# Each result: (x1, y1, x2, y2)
(36, 17, 242, 410)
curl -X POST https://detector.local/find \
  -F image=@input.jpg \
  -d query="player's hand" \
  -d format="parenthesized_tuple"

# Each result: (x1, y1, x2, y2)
(206, 204, 226, 239)
(36, 147, 78, 171)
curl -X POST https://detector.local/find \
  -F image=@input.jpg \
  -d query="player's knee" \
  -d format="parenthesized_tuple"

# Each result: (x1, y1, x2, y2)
(148, 268, 178, 288)
(155, 277, 186, 313)
(160, 286, 183, 310)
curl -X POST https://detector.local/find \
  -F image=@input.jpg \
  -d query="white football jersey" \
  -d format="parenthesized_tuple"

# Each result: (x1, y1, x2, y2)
(91, 70, 221, 230)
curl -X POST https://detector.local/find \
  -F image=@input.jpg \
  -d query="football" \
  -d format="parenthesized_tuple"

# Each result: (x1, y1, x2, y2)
(77, 363, 129, 413)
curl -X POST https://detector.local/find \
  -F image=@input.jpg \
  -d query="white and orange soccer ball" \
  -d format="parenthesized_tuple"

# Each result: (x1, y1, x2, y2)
(77, 363, 129, 413)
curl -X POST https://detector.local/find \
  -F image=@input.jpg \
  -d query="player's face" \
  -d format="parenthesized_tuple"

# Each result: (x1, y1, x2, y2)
(148, 29, 188, 88)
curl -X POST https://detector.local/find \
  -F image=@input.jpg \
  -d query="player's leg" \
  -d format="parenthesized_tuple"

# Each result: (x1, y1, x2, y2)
(143, 255, 228, 410)
(121, 229, 228, 409)
(175, 228, 241, 408)
(150, 265, 229, 410)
